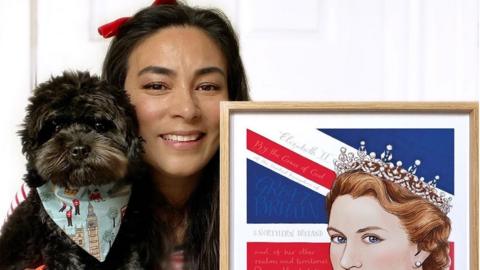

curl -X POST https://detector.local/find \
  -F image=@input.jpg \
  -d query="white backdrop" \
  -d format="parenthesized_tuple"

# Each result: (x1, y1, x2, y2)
(0, 0, 479, 223)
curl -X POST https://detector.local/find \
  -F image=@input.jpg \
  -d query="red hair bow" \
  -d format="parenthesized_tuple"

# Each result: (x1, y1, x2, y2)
(98, 0, 177, 38)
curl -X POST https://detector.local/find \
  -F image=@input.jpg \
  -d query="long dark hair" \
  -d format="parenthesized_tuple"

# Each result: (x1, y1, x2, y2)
(102, 3, 249, 101)
(102, 2, 249, 269)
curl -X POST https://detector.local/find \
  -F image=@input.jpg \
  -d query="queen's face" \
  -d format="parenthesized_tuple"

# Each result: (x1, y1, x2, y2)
(327, 195, 420, 270)
(124, 26, 228, 181)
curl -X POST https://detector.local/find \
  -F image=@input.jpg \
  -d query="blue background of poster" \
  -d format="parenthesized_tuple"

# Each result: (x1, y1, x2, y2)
(246, 159, 328, 223)
(319, 129, 454, 194)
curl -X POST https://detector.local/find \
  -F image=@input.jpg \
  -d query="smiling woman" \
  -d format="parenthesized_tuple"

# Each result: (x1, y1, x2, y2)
(326, 171, 451, 270)
(124, 26, 228, 190)
(101, 1, 249, 269)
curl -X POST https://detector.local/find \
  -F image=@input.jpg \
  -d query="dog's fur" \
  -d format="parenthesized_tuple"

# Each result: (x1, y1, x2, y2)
(0, 71, 152, 269)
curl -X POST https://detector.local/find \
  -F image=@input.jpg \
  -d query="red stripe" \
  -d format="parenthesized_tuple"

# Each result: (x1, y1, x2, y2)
(21, 183, 27, 200)
(248, 242, 455, 269)
(449, 242, 454, 270)
(247, 129, 336, 189)
(248, 242, 331, 269)
(14, 194, 19, 205)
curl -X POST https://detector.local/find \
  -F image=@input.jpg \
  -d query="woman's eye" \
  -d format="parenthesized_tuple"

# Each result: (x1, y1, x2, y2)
(330, 235, 347, 244)
(196, 84, 219, 91)
(362, 235, 384, 244)
(143, 82, 168, 90)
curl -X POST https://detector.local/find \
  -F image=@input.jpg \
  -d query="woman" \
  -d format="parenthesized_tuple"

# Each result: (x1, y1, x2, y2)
(326, 170, 451, 270)
(101, 1, 249, 269)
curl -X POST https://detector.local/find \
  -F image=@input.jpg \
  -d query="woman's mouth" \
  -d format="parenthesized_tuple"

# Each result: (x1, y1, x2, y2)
(159, 132, 205, 149)
(160, 133, 203, 142)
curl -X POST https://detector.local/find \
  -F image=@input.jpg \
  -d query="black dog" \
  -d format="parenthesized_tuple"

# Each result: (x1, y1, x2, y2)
(0, 71, 152, 269)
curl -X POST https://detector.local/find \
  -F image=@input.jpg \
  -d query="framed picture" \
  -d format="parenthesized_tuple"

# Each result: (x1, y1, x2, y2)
(220, 102, 478, 270)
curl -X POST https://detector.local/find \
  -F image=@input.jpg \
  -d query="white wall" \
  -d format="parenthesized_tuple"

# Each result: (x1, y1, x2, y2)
(239, 0, 479, 101)
(34, 0, 480, 100)
(0, 1, 32, 222)
(35, 0, 239, 83)
(0, 0, 479, 222)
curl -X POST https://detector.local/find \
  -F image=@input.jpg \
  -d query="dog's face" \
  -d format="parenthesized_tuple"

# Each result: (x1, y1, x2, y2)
(20, 71, 140, 188)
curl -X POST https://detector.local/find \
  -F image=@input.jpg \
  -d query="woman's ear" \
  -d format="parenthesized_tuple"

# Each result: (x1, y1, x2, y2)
(411, 248, 431, 268)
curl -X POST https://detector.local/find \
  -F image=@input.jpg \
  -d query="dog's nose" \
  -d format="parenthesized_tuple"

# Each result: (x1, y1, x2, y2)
(71, 145, 91, 159)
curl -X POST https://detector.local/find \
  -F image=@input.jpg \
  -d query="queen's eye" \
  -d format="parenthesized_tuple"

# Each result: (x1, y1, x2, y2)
(362, 234, 384, 244)
(330, 235, 347, 244)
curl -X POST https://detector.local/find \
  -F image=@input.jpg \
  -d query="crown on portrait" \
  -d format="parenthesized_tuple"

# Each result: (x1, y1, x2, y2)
(333, 141, 452, 214)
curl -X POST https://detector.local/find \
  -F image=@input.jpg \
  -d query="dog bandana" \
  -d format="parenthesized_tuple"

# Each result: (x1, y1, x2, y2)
(37, 181, 131, 262)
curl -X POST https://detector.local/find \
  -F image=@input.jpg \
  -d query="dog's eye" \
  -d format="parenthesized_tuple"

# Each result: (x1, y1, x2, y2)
(37, 120, 64, 144)
(53, 121, 63, 132)
(94, 121, 109, 133)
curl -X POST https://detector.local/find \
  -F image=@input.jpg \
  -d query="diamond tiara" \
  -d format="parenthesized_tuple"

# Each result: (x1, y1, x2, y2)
(333, 141, 452, 214)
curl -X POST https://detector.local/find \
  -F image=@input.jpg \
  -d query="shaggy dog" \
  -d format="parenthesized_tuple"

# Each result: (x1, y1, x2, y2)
(0, 71, 152, 269)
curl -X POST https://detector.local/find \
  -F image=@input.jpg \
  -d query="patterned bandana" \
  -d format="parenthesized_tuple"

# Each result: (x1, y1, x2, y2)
(37, 181, 131, 262)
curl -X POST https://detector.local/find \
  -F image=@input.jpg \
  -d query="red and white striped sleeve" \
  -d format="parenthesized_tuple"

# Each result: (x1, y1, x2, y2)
(4, 183, 30, 222)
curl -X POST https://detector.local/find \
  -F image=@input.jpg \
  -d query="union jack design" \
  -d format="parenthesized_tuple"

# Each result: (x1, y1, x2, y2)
(244, 128, 455, 270)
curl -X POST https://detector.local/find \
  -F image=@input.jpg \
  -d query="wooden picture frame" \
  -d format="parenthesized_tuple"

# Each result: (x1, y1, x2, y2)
(220, 102, 478, 270)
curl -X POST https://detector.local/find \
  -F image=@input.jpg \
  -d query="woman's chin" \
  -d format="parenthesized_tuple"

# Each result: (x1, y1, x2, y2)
(153, 163, 204, 182)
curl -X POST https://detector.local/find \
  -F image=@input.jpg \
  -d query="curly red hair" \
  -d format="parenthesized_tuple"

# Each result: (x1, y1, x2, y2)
(326, 170, 451, 270)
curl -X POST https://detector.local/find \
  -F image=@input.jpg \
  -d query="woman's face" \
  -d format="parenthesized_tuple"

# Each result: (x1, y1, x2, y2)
(327, 195, 421, 270)
(124, 26, 228, 181)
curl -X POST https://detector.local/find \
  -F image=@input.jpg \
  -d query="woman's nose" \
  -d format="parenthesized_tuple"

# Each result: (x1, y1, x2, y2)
(169, 87, 201, 121)
(340, 243, 362, 269)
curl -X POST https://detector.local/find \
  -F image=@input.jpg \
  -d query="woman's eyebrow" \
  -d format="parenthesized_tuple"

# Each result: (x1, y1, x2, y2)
(138, 65, 176, 77)
(195, 66, 226, 78)
(356, 226, 385, 233)
(326, 226, 343, 234)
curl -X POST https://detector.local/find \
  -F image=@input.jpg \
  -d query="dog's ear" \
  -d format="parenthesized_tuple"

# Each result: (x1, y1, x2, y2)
(18, 98, 49, 162)
(123, 106, 143, 161)
(127, 134, 144, 161)
(117, 90, 144, 161)
(18, 123, 34, 161)
(105, 82, 144, 161)
(18, 95, 35, 159)
(18, 73, 66, 162)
